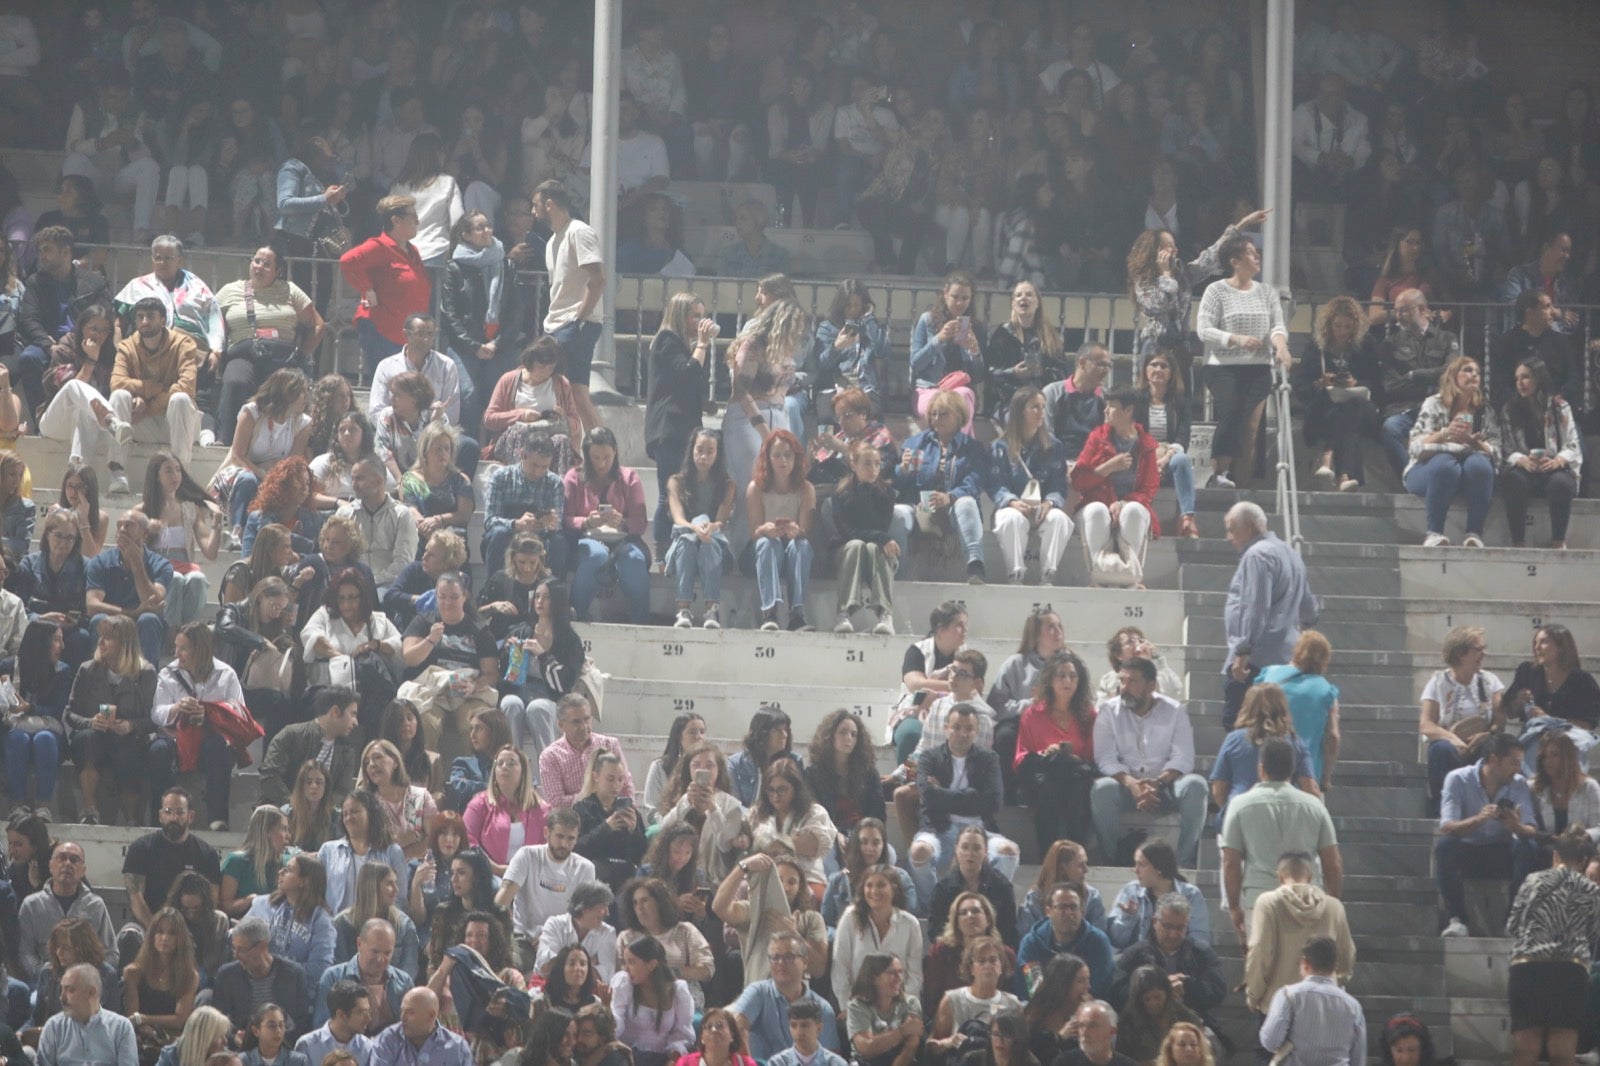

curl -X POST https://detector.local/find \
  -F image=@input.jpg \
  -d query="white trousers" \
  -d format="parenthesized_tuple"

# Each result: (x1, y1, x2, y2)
(993, 505, 1073, 576)
(1081, 500, 1150, 560)
(110, 389, 200, 466)
(63, 151, 161, 232)
(38, 379, 112, 462)
(164, 164, 209, 208)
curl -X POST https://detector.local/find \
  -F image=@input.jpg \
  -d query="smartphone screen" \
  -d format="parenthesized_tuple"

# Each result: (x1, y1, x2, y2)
(694, 769, 712, 788)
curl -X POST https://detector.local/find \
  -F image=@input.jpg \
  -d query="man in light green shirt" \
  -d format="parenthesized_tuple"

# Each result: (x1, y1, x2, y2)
(1221, 737, 1342, 943)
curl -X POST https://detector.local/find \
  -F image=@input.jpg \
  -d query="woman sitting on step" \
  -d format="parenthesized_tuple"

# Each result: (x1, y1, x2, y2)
(1403, 355, 1502, 549)
(1070, 388, 1159, 588)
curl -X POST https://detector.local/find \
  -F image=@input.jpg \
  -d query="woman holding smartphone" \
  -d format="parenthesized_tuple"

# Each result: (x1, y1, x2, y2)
(910, 271, 985, 434)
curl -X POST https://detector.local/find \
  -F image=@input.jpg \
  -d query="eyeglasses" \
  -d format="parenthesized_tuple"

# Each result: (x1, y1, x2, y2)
(770, 953, 803, 963)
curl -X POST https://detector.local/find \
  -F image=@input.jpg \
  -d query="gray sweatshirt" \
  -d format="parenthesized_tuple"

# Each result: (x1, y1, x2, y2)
(987, 651, 1046, 723)
(18, 885, 118, 982)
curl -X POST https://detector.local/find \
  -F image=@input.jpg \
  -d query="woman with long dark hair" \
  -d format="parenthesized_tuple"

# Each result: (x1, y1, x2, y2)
(301, 567, 401, 736)
(823, 818, 917, 926)
(744, 428, 816, 632)
(123, 906, 200, 1058)
(988, 387, 1070, 585)
(1106, 839, 1211, 950)
(909, 272, 984, 434)
(1134, 349, 1198, 538)
(564, 426, 649, 623)
(751, 759, 837, 896)
(139, 453, 222, 629)
(644, 292, 713, 556)
(1013, 650, 1096, 853)
(316, 788, 406, 915)
(6, 619, 69, 816)
(500, 577, 584, 771)
(389, 131, 463, 269)
(166, 872, 231, 984)
(37, 302, 119, 465)
(1116, 965, 1202, 1063)
(610, 935, 695, 1066)
(726, 707, 794, 806)
(847, 953, 924, 1066)
(538, 946, 600, 1013)
(380, 698, 437, 790)
(643, 713, 705, 822)
(246, 852, 335, 992)
(1502, 625, 1600, 732)
(212, 368, 313, 543)
(6, 813, 52, 906)
(284, 761, 336, 853)
(806, 709, 884, 850)
(665, 429, 735, 630)
(1500, 357, 1581, 550)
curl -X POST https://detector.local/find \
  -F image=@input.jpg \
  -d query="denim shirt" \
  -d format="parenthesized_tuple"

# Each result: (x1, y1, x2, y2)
(276, 157, 329, 237)
(893, 430, 987, 503)
(910, 312, 985, 388)
(987, 435, 1068, 509)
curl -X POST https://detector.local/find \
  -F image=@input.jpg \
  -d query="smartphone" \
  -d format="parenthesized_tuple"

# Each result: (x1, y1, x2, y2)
(694, 768, 712, 788)
(1495, 797, 1516, 812)
(599, 503, 615, 514)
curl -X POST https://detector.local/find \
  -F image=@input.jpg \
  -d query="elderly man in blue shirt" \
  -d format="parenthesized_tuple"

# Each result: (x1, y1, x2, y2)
(1222, 501, 1318, 728)
(1435, 732, 1540, 938)
(37, 962, 137, 1066)
(371, 988, 473, 1066)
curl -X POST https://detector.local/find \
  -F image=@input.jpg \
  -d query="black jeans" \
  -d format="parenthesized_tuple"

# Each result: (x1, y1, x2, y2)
(1501, 465, 1577, 543)
(1018, 750, 1095, 856)
(648, 428, 692, 552)
(1205, 364, 1273, 464)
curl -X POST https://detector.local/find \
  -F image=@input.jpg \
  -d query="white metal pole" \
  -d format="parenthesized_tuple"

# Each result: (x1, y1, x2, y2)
(1262, 0, 1293, 289)
(589, 0, 622, 396)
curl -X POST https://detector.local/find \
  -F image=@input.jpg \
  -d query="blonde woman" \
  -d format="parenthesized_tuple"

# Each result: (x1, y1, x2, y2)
(152, 1004, 231, 1066)
(1405, 355, 1501, 547)
(1294, 295, 1381, 490)
(1210, 684, 1321, 823)
(332, 860, 420, 978)
(464, 744, 549, 874)
(403, 419, 474, 544)
(356, 738, 438, 860)
(1155, 1020, 1214, 1066)
(574, 748, 646, 893)
(724, 275, 811, 544)
(219, 806, 290, 918)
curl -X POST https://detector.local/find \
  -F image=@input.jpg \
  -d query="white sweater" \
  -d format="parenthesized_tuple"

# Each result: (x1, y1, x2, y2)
(389, 175, 463, 261)
(1196, 277, 1286, 366)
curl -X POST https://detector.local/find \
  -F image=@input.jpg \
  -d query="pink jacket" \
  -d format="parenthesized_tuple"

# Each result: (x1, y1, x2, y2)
(480, 367, 583, 455)
(462, 793, 549, 867)
(562, 466, 648, 537)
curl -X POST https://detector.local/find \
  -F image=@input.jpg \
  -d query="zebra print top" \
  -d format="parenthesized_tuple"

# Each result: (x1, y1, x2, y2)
(1507, 865, 1600, 960)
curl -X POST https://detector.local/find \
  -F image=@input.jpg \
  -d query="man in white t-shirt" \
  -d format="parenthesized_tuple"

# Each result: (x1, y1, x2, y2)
(495, 807, 596, 969)
(1418, 624, 1505, 815)
(533, 179, 606, 435)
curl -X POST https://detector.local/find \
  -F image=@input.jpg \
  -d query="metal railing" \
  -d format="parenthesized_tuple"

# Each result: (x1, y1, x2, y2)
(1271, 361, 1305, 551)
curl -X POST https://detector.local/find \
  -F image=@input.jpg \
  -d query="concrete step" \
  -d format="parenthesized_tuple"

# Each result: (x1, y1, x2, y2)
(2, 148, 67, 190)
(666, 180, 777, 228)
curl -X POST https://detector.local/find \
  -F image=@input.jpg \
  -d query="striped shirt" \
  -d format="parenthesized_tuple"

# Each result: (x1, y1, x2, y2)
(1259, 975, 1366, 1066)
(1507, 865, 1600, 961)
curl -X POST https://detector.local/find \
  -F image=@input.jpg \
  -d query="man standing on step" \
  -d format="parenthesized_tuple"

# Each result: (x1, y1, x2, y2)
(109, 296, 203, 478)
(534, 178, 606, 437)
(15, 226, 112, 421)
(122, 786, 221, 957)
(1258, 937, 1365, 1066)
(1221, 501, 1318, 729)
(1090, 657, 1209, 866)
(1245, 852, 1354, 1015)
(1435, 731, 1539, 938)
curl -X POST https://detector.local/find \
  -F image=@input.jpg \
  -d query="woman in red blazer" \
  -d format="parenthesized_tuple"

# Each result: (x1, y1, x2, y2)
(1069, 388, 1160, 586)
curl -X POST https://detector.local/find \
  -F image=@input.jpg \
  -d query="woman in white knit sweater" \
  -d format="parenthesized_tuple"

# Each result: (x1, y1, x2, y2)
(1194, 232, 1291, 488)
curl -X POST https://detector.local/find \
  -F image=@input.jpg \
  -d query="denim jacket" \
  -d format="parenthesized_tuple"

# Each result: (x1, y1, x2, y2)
(814, 313, 885, 399)
(275, 157, 329, 237)
(987, 434, 1068, 509)
(893, 430, 987, 503)
(910, 312, 985, 389)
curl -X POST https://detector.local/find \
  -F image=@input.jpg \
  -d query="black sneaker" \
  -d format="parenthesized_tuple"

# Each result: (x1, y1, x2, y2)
(788, 606, 814, 632)
(966, 561, 987, 585)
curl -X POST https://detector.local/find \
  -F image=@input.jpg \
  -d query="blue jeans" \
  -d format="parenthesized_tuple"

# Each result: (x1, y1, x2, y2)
(149, 730, 232, 824)
(6, 728, 58, 805)
(1427, 738, 1468, 805)
(892, 496, 985, 564)
(1403, 451, 1495, 535)
(669, 528, 725, 603)
(752, 536, 812, 611)
(356, 319, 398, 383)
(572, 537, 650, 623)
(1166, 450, 1196, 515)
(16, 344, 49, 424)
(230, 471, 261, 531)
(91, 611, 165, 671)
(1383, 410, 1416, 474)
(1089, 774, 1209, 865)
(784, 393, 811, 442)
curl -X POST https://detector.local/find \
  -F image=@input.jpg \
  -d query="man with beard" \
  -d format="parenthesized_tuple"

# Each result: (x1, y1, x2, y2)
(496, 806, 597, 971)
(574, 1002, 633, 1066)
(109, 296, 202, 479)
(122, 786, 221, 938)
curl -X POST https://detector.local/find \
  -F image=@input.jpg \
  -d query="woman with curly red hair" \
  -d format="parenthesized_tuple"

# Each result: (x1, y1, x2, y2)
(241, 456, 323, 556)
(742, 429, 816, 632)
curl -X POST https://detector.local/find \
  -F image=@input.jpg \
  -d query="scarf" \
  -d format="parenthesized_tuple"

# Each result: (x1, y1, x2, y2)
(452, 238, 506, 329)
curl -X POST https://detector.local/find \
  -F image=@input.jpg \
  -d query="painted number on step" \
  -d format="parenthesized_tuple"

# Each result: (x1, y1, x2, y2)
(1124, 605, 1144, 618)
(1526, 564, 1538, 577)
(673, 698, 695, 712)
(1531, 618, 1542, 629)
(759, 700, 783, 712)
(845, 649, 866, 663)
(853, 704, 873, 718)
(1031, 602, 1052, 614)
(754, 646, 776, 659)
(582, 640, 593, 653)
(661, 643, 685, 656)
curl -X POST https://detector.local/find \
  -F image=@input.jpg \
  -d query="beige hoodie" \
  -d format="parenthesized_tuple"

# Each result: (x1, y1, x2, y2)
(1245, 881, 1356, 1012)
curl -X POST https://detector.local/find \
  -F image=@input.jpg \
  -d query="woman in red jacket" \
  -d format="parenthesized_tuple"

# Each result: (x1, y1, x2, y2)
(1069, 388, 1159, 588)
(338, 195, 430, 384)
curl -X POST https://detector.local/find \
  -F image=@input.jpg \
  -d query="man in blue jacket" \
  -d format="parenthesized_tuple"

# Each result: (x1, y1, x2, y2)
(315, 919, 413, 1030)
(1017, 881, 1114, 998)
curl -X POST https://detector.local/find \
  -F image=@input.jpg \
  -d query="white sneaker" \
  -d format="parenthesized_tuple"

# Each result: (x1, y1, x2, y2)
(109, 418, 133, 446)
(208, 820, 228, 832)
(108, 470, 130, 495)
(871, 611, 894, 636)
(1441, 918, 1469, 938)
(833, 610, 855, 634)
(702, 604, 721, 629)
(1313, 465, 1335, 485)
(1423, 532, 1449, 548)
(1462, 533, 1484, 548)
(1007, 571, 1025, 585)
(1208, 471, 1236, 489)
(199, 429, 217, 448)
(673, 609, 693, 629)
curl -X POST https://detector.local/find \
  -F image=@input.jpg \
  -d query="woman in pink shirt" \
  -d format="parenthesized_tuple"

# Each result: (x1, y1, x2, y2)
(563, 425, 649, 623)
(463, 744, 548, 874)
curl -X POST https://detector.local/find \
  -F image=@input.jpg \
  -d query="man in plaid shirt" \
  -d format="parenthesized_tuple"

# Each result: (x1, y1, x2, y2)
(538, 693, 635, 811)
(483, 435, 567, 574)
